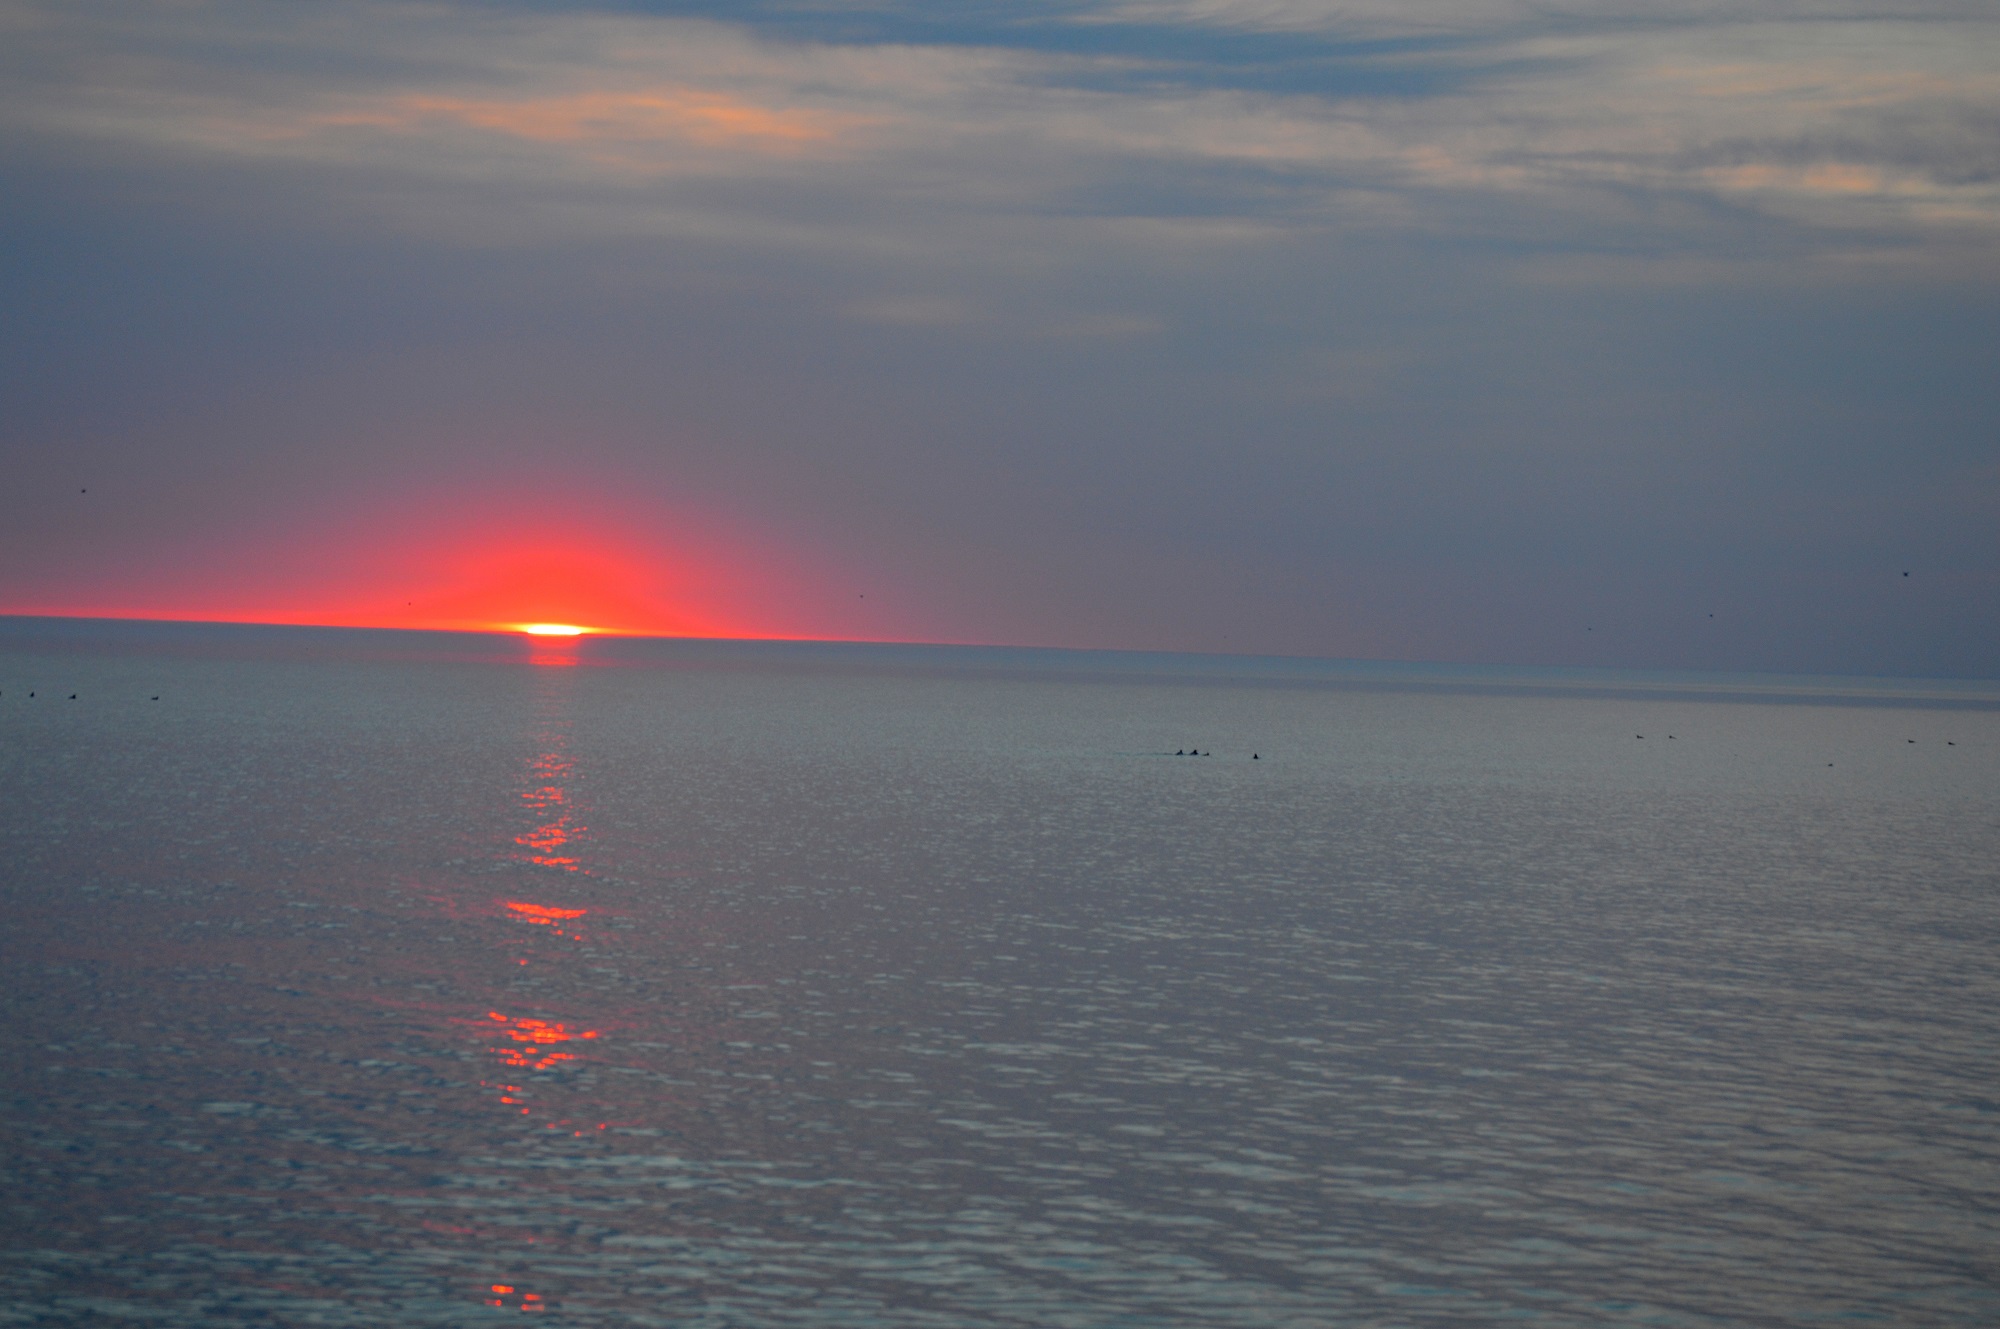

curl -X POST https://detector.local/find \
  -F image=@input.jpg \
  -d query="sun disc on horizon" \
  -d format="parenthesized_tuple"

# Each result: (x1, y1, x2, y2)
(518, 623, 589, 637)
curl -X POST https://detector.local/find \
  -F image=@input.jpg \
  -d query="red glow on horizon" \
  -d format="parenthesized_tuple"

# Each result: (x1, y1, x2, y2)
(0, 483, 941, 644)
(1, 492, 796, 640)
(380, 537, 720, 637)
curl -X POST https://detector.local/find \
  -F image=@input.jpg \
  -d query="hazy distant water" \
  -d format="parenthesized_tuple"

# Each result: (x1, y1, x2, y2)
(2, 619, 1997, 1327)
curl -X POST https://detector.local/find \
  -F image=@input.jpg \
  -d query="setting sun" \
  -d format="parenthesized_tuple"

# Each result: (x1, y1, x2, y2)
(518, 623, 589, 637)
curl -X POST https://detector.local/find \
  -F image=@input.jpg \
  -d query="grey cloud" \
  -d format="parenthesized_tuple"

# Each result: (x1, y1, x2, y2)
(1, 0, 1994, 673)
(1094, 0, 2000, 38)
(5, 1, 1996, 273)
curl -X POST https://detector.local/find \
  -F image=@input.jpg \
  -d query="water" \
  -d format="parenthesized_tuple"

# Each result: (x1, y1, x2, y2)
(2, 618, 1997, 1326)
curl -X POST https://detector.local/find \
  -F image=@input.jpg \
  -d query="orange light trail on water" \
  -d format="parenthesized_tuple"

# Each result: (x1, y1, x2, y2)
(486, 1284, 545, 1311)
(514, 744, 586, 868)
(484, 1010, 600, 1070)
(505, 902, 587, 924)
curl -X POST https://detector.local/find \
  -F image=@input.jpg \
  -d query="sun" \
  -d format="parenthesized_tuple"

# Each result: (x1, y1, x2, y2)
(517, 623, 590, 637)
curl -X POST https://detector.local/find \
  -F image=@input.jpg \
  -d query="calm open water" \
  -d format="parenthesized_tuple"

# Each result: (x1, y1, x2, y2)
(2, 618, 1997, 1327)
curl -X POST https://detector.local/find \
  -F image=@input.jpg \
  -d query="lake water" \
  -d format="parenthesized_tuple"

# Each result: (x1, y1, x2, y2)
(2, 618, 1997, 1326)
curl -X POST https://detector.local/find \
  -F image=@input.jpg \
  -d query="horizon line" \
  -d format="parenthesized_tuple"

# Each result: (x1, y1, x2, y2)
(3, 610, 1997, 690)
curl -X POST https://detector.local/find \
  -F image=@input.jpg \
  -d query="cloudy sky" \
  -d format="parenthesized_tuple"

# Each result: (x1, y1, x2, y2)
(2, 0, 1995, 673)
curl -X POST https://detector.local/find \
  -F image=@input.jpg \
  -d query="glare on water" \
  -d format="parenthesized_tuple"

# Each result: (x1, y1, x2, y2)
(1, 621, 1996, 1326)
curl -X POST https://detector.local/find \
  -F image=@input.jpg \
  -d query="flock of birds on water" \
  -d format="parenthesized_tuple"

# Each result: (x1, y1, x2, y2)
(0, 690, 1968, 763)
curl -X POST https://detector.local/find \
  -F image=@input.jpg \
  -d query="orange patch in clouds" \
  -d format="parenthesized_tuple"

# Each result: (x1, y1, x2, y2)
(319, 86, 865, 155)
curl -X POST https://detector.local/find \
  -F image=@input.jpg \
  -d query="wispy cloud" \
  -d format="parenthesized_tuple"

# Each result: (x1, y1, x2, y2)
(3, 0, 1996, 269)
(1090, 0, 1999, 38)
(307, 87, 869, 156)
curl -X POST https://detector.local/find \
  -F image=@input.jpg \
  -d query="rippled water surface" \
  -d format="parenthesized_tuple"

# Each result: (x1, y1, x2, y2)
(3, 620, 1998, 1326)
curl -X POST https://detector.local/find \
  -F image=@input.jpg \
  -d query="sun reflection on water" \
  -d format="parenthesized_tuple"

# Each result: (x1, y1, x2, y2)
(504, 901, 586, 934)
(515, 749, 586, 871)
(486, 1283, 546, 1312)
(524, 633, 582, 668)
(500, 658, 595, 1122)
(472, 655, 616, 1149)
(483, 1010, 601, 1071)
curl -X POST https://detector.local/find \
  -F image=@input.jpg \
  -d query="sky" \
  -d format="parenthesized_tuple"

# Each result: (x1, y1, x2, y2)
(2, 0, 1996, 675)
